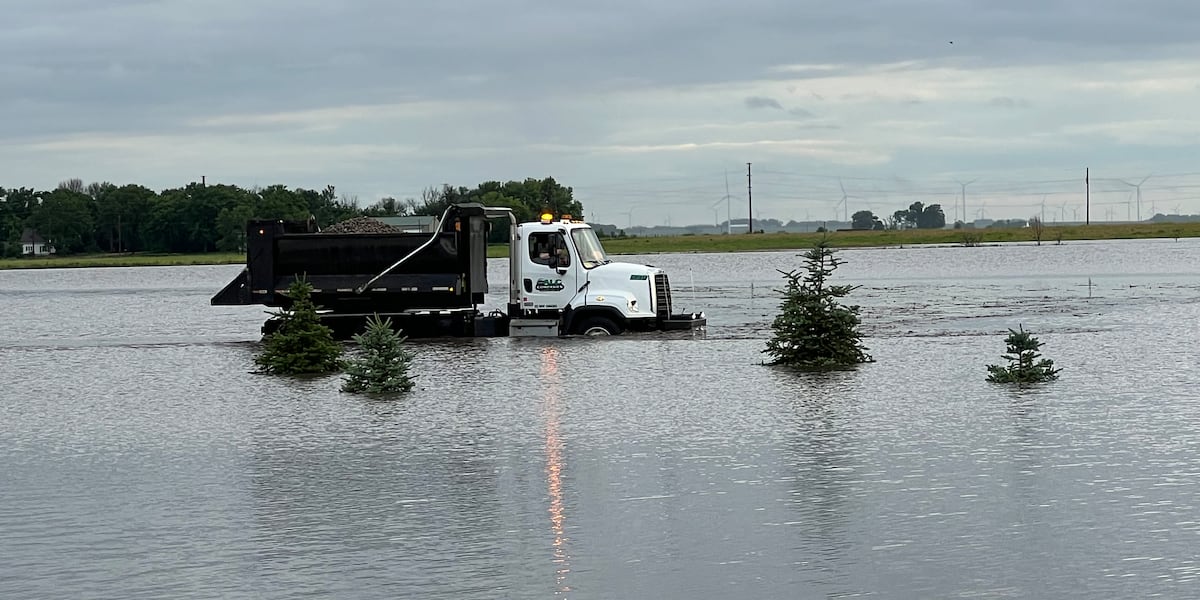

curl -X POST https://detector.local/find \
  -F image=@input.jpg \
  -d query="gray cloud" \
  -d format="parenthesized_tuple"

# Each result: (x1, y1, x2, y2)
(990, 97, 1032, 109)
(3, 0, 1200, 222)
(5, 2, 1197, 139)
(745, 96, 784, 110)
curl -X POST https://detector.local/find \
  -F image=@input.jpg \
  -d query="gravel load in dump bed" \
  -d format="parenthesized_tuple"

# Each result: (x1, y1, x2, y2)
(322, 216, 401, 234)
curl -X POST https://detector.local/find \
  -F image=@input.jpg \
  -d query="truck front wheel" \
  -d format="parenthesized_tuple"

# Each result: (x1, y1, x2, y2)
(574, 315, 622, 336)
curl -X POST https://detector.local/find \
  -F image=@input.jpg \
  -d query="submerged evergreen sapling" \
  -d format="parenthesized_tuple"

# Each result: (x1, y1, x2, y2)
(986, 325, 1061, 384)
(254, 276, 344, 375)
(341, 315, 416, 394)
(764, 237, 871, 370)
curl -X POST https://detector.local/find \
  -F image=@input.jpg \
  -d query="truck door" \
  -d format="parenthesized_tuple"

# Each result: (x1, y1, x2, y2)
(521, 229, 580, 314)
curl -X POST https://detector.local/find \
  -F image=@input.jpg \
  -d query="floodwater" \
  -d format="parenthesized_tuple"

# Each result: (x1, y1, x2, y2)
(2, 239, 1199, 599)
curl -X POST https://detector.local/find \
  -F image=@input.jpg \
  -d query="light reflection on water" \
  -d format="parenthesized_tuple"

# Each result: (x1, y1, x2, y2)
(1, 239, 1199, 599)
(540, 346, 572, 597)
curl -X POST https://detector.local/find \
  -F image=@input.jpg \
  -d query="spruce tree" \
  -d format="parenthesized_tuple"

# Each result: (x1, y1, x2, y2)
(341, 315, 416, 394)
(764, 237, 871, 370)
(254, 276, 343, 375)
(986, 325, 1061, 384)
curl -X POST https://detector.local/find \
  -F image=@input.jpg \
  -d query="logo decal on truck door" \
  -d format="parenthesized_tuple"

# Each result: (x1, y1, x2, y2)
(535, 278, 565, 291)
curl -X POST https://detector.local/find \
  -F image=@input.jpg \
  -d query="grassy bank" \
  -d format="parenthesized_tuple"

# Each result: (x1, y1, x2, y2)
(487, 221, 1200, 257)
(5, 222, 1199, 269)
(594, 221, 1200, 255)
(0, 252, 245, 270)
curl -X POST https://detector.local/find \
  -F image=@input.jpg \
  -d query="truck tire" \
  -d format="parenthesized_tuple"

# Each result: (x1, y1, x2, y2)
(575, 315, 622, 336)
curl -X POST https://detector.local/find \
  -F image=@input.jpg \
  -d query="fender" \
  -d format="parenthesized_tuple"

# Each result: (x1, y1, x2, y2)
(562, 304, 627, 334)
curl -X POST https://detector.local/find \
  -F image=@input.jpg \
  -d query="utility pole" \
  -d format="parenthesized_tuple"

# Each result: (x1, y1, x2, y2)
(1085, 168, 1090, 225)
(746, 162, 753, 234)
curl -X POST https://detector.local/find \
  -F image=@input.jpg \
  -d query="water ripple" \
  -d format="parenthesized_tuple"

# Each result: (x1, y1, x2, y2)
(2, 240, 1199, 598)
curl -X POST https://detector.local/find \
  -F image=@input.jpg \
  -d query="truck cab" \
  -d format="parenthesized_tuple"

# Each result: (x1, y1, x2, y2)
(513, 213, 695, 335)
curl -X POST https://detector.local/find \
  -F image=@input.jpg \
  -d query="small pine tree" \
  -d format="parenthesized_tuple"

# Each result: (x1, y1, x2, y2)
(341, 315, 416, 394)
(254, 276, 343, 375)
(986, 325, 1061, 384)
(764, 237, 872, 370)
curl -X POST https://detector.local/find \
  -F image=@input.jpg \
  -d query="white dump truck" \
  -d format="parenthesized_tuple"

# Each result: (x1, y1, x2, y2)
(212, 202, 706, 338)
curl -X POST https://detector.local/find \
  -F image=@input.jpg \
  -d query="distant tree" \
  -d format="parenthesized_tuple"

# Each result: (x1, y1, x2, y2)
(1029, 215, 1045, 245)
(85, 182, 121, 252)
(299, 185, 360, 228)
(215, 185, 309, 251)
(903, 203, 922, 229)
(918, 203, 946, 229)
(362, 196, 406, 216)
(104, 184, 157, 252)
(255, 277, 344, 375)
(851, 210, 876, 230)
(764, 236, 872, 370)
(401, 178, 584, 243)
(27, 188, 95, 254)
(892, 202, 946, 229)
(4, 187, 39, 223)
(57, 178, 85, 194)
(215, 204, 256, 252)
(986, 325, 1061, 384)
(0, 187, 20, 254)
(341, 315, 416, 394)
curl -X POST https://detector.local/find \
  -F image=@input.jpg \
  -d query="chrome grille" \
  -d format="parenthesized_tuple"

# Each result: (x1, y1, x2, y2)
(654, 273, 672, 318)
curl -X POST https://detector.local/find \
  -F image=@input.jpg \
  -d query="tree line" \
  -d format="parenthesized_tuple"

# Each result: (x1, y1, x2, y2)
(851, 202, 948, 231)
(0, 177, 583, 257)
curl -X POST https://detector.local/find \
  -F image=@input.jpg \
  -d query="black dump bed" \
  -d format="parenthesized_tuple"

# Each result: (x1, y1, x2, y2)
(211, 203, 491, 313)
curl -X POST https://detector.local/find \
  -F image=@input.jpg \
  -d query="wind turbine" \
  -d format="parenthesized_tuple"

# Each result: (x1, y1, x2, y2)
(721, 171, 734, 234)
(976, 201, 988, 220)
(623, 208, 636, 229)
(1120, 175, 1151, 222)
(1058, 200, 1069, 222)
(834, 179, 851, 223)
(710, 195, 729, 232)
(957, 178, 978, 226)
(834, 179, 866, 224)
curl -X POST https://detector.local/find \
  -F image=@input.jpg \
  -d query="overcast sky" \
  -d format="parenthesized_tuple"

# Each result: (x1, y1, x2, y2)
(5, 0, 1200, 225)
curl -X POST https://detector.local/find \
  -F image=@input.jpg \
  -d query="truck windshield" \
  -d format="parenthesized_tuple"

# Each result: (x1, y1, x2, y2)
(571, 227, 610, 268)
